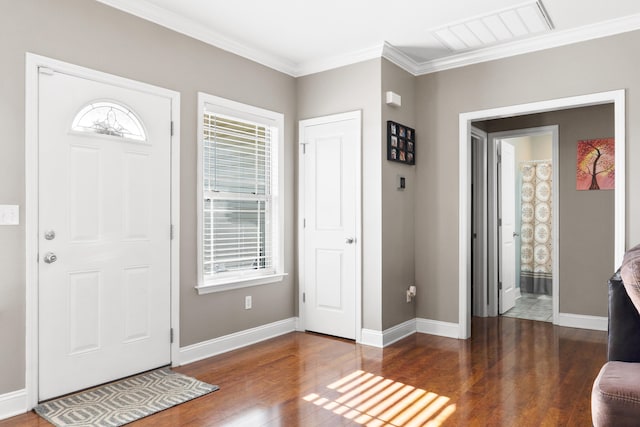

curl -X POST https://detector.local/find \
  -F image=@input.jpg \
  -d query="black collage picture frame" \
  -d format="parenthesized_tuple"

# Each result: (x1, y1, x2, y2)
(387, 121, 415, 165)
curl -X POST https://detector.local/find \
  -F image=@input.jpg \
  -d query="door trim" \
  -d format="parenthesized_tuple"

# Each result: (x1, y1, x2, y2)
(459, 90, 625, 339)
(487, 126, 559, 321)
(25, 53, 181, 408)
(297, 111, 362, 342)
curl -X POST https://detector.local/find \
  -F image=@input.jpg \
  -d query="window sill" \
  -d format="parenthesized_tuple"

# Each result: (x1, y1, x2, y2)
(196, 273, 287, 295)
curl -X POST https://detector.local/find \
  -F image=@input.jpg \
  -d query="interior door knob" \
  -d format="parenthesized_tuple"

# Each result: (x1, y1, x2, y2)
(44, 252, 58, 264)
(345, 237, 355, 244)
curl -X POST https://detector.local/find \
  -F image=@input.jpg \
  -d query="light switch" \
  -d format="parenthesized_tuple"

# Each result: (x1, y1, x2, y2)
(0, 205, 19, 225)
(398, 176, 406, 190)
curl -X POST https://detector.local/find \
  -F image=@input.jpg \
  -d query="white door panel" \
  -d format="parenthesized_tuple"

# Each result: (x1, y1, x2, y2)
(38, 71, 171, 400)
(301, 116, 359, 340)
(499, 141, 516, 314)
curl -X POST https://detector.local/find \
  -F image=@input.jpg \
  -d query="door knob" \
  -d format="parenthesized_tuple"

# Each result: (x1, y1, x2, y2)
(43, 252, 58, 264)
(345, 238, 355, 244)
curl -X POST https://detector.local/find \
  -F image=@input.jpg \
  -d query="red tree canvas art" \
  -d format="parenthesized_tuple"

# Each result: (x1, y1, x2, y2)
(576, 138, 615, 190)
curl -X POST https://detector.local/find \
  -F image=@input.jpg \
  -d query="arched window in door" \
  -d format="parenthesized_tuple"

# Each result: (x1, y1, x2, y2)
(71, 100, 147, 141)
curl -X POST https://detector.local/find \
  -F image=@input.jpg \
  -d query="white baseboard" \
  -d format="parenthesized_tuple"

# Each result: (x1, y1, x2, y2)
(0, 389, 27, 421)
(416, 318, 460, 339)
(556, 313, 607, 331)
(360, 319, 417, 348)
(178, 317, 298, 366)
(360, 328, 384, 348)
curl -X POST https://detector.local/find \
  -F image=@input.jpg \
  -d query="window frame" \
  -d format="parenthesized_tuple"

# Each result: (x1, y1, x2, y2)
(196, 93, 285, 294)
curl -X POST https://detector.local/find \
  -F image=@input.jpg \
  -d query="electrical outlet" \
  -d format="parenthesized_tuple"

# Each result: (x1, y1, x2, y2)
(406, 285, 417, 303)
(245, 295, 252, 310)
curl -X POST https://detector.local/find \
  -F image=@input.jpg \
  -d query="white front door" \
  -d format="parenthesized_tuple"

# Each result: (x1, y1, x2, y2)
(38, 70, 172, 400)
(299, 112, 360, 340)
(499, 141, 516, 314)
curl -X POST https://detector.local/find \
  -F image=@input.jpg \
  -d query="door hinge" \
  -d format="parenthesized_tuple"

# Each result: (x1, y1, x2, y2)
(170, 328, 174, 343)
(303, 218, 306, 228)
(170, 224, 174, 240)
(498, 218, 502, 226)
(300, 142, 309, 154)
(170, 121, 174, 136)
(497, 154, 502, 164)
(303, 292, 306, 303)
(499, 282, 503, 290)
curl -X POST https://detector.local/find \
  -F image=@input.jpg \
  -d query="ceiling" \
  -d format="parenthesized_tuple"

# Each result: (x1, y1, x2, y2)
(97, 0, 640, 76)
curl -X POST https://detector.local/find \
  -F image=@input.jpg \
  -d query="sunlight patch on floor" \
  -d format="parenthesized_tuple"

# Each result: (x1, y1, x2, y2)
(303, 370, 456, 426)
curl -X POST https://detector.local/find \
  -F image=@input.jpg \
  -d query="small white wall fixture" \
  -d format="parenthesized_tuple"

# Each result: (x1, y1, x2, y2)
(458, 90, 625, 339)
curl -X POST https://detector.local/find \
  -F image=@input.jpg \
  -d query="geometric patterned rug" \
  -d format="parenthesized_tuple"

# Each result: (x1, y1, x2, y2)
(34, 368, 219, 427)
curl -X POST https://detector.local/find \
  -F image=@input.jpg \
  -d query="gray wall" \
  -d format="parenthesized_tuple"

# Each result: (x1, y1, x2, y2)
(296, 59, 383, 331)
(2, 0, 637, 401)
(296, 59, 417, 332)
(381, 59, 417, 329)
(481, 104, 615, 316)
(414, 32, 636, 323)
(0, 0, 296, 394)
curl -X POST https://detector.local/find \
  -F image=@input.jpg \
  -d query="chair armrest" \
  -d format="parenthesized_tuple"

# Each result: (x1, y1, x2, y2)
(608, 270, 640, 362)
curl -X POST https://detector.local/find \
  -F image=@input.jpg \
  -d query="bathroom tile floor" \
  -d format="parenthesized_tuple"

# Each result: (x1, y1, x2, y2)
(502, 292, 553, 322)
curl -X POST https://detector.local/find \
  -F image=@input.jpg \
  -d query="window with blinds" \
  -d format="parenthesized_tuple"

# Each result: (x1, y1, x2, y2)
(202, 113, 272, 276)
(197, 93, 284, 290)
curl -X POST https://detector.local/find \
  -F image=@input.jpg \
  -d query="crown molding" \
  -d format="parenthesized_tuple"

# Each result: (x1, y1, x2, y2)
(96, 0, 640, 78)
(95, 0, 299, 76)
(415, 12, 640, 75)
(294, 44, 385, 77)
(380, 43, 420, 76)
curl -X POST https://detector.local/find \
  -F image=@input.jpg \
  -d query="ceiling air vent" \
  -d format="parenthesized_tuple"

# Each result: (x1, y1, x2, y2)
(432, 1, 553, 52)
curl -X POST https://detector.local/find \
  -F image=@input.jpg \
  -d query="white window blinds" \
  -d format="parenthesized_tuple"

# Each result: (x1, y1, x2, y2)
(202, 112, 274, 279)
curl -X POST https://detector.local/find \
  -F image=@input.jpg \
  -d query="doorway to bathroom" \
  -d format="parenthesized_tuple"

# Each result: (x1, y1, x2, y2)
(471, 125, 558, 323)
(491, 127, 557, 323)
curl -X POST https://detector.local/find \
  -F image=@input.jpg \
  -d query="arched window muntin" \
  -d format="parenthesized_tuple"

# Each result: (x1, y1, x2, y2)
(71, 100, 147, 142)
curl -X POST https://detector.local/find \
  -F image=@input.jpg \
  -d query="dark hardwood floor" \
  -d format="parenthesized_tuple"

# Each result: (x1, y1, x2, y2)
(1, 316, 606, 426)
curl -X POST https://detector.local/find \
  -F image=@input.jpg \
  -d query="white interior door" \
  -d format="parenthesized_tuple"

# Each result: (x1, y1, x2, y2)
(471, 128, 488, 317)
(300, 113, 360, 340)
(38, 70, 172, 400)
(499, 141, 516, 314)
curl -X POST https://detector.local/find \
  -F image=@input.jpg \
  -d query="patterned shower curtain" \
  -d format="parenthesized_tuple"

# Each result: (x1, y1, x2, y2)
(519, 160, 552, 295)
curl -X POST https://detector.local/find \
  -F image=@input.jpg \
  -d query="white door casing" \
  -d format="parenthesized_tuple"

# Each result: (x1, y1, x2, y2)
(299, 112, 361, 340)
(460, 92, 622, 339)
(498, 141, 516, 314)
(37, 69, 173, 400)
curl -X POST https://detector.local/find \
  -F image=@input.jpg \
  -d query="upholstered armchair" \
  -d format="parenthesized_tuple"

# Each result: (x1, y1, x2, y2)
(592, 245, 640, 426)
